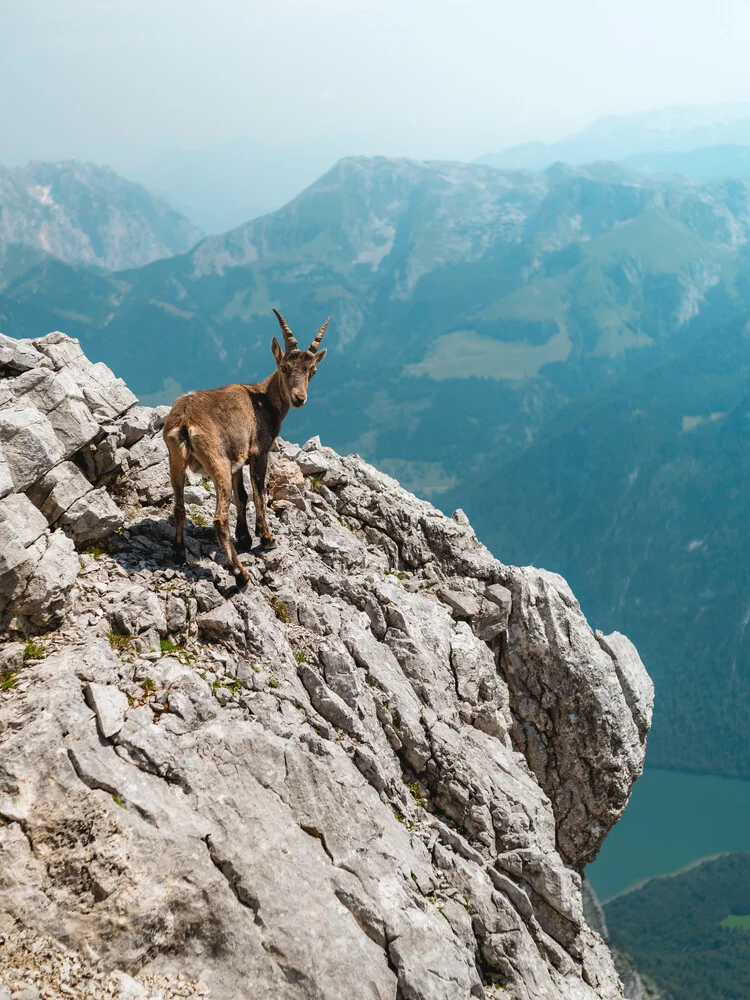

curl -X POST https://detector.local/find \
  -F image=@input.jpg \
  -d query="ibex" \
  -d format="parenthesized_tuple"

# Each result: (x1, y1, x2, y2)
(163, 309, 328, 583)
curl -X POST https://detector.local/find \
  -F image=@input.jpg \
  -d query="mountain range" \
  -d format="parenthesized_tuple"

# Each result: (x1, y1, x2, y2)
(477, 102, 750, 171)
(0, 160, 203, 283)
(3, 152, 750, 778)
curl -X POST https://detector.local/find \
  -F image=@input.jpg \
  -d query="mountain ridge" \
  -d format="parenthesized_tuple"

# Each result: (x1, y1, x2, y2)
(0, 159, 204, 278)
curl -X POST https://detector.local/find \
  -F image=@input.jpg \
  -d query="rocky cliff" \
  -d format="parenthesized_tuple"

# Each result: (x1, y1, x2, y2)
(0, 332, 654, 1000)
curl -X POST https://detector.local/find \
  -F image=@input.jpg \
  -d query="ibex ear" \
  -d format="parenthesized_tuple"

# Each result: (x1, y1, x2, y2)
(271, 337, 284, 366)
(313, 348, 327, 365)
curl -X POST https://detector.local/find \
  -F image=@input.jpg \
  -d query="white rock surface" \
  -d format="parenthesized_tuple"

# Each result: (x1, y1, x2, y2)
(0, 335, 655, 1000)
(84, 682, 129, 738)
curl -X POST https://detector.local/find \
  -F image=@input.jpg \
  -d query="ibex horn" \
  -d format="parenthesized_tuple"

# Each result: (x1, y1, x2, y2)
(273, 308, 298, 351)
(309, 317, 330, 353)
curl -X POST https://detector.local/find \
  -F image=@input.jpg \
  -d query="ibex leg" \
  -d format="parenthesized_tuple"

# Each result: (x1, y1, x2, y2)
(168, 454, 187, 563)
(250, 453, 274, 547)
(212, 463, 249, 582)
(232, 468, 252, 551)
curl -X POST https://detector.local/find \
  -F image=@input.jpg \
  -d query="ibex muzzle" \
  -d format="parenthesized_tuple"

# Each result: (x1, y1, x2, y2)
(163, 309, 328, 583)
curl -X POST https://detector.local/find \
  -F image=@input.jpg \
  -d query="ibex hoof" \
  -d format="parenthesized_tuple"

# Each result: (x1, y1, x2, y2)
(260, 535, 276, 550)
(234, 567, 251, 586)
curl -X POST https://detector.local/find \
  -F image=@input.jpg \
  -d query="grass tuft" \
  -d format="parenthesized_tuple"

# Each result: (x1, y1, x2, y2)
(269, 596, 290, 624)
(107, 628, 132, 652)
(23, 640, 46, 661)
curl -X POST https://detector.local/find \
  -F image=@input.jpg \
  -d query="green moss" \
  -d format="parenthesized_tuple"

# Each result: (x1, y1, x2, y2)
(1, 671, 17, 691)
(269, 678, 279, 689)
(159, 638, 179, 655)
(112, 795, 127, 809)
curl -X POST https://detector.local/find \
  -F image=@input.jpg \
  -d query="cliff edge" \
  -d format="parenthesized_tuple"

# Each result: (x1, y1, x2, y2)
(0, 332, 654, 1000)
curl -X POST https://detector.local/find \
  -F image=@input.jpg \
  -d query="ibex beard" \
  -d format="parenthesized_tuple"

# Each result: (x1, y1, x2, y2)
(163, 309, 328, 584)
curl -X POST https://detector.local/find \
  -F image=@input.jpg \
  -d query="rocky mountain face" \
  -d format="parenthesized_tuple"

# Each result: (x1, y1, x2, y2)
(0, 161, 203, 281)
(0, 333, 653, 1000)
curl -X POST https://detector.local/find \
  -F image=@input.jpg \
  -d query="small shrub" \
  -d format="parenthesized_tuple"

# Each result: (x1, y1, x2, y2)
(141, 677, 156, 693)
(1, 671, 17, 691)
(309, 474, 324, 492)
(23, 640, 46, 661)
(84, 544, 105, 560)
(294, 649, 308, 664)
(269, 678, 279, 689)
(160, 639, 179, 656)
(408, 782, 423, 807)
(199, 477, 214, 492)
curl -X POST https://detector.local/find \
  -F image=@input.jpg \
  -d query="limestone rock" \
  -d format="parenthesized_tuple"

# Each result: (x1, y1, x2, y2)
(0, 334, 654, 1000)
(85, 682, 129, 738)
(0, 493, 48, 575)
(61, 487, 124, 543)
(27, 460, 93, 524)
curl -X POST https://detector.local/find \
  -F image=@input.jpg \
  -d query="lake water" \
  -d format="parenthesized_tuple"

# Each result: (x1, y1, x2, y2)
(587, 767, 750, 901)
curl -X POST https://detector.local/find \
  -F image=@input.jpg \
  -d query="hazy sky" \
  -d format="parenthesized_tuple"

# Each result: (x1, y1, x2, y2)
(3, 0, 750, 169)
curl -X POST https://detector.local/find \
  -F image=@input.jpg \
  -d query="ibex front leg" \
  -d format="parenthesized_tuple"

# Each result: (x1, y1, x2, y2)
(249, 453, 274, 548)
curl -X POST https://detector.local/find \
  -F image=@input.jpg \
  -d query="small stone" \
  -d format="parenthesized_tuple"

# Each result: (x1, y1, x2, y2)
(84, 682, 129, 738)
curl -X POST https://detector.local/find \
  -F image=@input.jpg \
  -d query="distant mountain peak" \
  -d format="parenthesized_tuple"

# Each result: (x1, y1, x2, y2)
(0, 160, 204, 278)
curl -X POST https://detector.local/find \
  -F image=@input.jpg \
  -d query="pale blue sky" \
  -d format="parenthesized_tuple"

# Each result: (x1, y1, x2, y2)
(3, 0, 750, 168)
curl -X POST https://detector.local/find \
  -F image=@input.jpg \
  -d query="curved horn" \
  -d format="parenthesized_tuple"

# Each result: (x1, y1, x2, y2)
(273, 308, 298, 351)
(308, 317, 330, 353)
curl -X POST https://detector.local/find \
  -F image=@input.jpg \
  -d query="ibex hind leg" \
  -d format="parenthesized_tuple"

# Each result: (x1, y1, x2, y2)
(167, 445, 188, 564)
(211, 463, 250, 583)
(232, 468, 252, 552)
(249, 454, 275, 548)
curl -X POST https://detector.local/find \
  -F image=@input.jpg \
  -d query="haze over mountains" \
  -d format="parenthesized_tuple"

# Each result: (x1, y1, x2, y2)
(5, 105, 750, 784)
(477, 102, 750, 172)
(120, 137, 342, 234)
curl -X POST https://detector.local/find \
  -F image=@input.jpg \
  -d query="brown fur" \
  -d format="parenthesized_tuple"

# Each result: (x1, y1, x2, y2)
(163, 310, 328, 582)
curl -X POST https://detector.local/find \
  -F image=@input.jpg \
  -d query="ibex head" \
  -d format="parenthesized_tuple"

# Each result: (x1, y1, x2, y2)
(271, 309, 328, 408)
